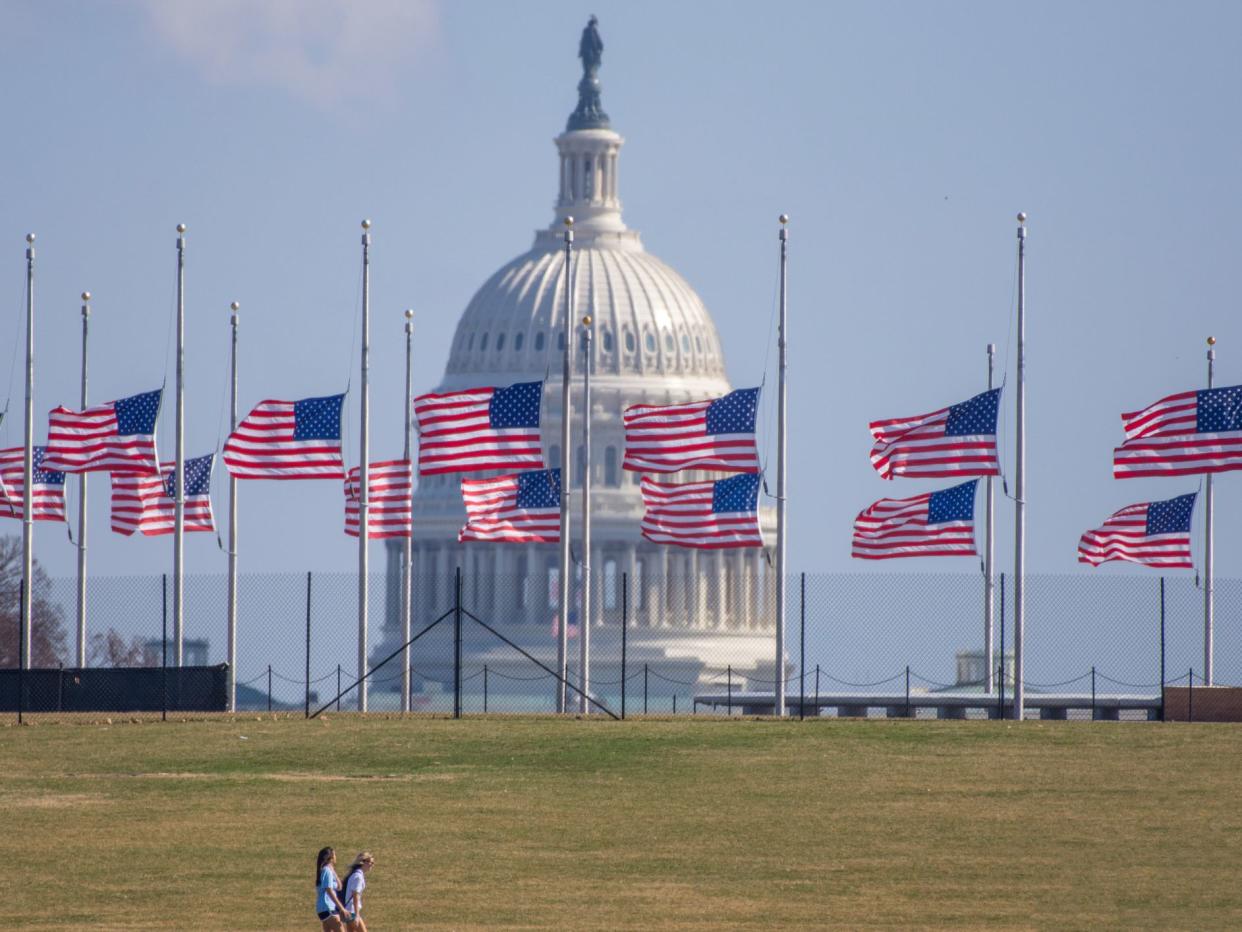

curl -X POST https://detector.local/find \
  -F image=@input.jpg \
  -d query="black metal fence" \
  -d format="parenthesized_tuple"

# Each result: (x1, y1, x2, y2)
(2, 568, 1238, 722)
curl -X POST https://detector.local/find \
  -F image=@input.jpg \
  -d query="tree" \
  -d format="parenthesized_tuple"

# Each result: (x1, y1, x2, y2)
(87, 629, 154, 667)
(0, 535, 68, 667)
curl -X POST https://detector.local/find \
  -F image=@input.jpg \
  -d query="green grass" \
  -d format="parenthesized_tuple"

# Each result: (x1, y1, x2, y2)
(3, 714, 1242, 929)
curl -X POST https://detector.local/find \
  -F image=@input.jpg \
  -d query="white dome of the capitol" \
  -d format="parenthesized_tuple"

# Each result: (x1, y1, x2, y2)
(377, 18, 777, 697)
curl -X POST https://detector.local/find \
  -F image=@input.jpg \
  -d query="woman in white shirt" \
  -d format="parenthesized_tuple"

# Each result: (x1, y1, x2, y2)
(342, 851, 375, 931)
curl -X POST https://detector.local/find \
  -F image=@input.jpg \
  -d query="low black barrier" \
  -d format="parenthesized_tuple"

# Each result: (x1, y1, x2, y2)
(0, 665, 228, 713)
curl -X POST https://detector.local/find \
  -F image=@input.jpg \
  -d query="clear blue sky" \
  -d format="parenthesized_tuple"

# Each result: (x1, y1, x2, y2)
(2, 0, 1240, 580)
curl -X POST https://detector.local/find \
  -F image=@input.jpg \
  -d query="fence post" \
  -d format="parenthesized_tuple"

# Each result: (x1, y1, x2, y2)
(644, 663, 648, 716)
(998, 571, 1006, 720)
(799, 572, 806, 721)
(161, 573, 168, 722)
(336, 665, 341, 712)
(673, 694, 677, 715)
(1189, 668, 1194, 723)
(57, 662, 63, 713)
(621, 572, 627, 721)
(16, 582, 24, 725)
(1091, 665, 1096, 720)
(905, 665, 910, 719)
(727, 664, 732, 717)
(1159, 577, 1166, 723)
(483, 664, 488, 714)
(815, 663, 820, 715)
(267, 665, 272, 713)
(305, 571, 312, 719)
(454, 566, 462, 720)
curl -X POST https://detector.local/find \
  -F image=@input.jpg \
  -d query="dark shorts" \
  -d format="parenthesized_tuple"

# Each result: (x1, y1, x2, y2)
(318, 909, 334, 921)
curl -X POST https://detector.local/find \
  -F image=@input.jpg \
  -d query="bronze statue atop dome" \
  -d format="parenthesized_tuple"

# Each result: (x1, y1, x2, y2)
(568, 16, 610, 131)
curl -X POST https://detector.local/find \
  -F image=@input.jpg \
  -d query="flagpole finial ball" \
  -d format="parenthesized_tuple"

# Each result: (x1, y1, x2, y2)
(230, 301, 240, 313)
(582, 315, 592, 327)
(361, 219, 372, 230)
(564, 216, 574, 227)
(81, 291, 91, 302)
(1208, 336, 1217, 346)
(779, 214, 789, 225)
(176, 223, 186, 234)
(404, 308, 414, 320)
(1016, 212, 1027, 224)
(25, 233, 34, 244)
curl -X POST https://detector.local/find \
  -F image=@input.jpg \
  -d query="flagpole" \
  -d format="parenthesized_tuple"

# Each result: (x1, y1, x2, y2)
(227, 301, 239, 712)
(20, 233, 35, 669)
(358, 218, 372, 713)
(1204, 335, 1216, 686)
(402, 308, 414, 714)
(984, 342, 995, 693)
(774, 214, 789, 717)
(557, 216, 574, 714)
(579, 314, 593, 714)
(174, 223, 186, 668)
(75, 291, 91, 669)
(1013, 211, 1027, 721)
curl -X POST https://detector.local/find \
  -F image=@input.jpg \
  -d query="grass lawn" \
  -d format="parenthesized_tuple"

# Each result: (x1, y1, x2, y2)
(2, 714, 1241, 929)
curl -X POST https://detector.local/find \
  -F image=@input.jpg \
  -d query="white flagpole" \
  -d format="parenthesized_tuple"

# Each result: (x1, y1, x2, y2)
(20, 233, 35, 669)
(1013, 211, 1027, 721)
(984, 342, 995, 693)
(402, 308, 415, 714)
(358, 219, 372, 713)
(227, 301, 240, 712)
(579, 314, 593, 713)
(774, 214, 789, 717)
(557, 216, 574, 714)
(1204, 336, 1216, 685)
(174, 223, 186, 668)
(76, 291, 91, 668)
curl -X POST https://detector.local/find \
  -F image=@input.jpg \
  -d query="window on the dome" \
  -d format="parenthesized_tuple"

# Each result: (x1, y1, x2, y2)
(644, 332, 655, 353)
(624, 330, 636, 353)
(663, 332, 674, 354)
(515, 332, 524, 351)
(479, 332, 489, 352)
(496, 333, 505, 352)
(681, 333, 690, 354)
(558, 332, 566, 351)
(602, 329, 613, 353)
(605, 446, 618, 486)
(534, 331, 545, 352)
(604, 559, 618, 610)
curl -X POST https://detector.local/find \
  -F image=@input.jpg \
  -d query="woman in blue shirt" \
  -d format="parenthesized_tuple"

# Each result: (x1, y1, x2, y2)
(315, 847, 353, 930)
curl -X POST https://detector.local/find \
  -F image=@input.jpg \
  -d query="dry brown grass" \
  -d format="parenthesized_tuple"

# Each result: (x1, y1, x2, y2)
(3, 715, 1241, 929)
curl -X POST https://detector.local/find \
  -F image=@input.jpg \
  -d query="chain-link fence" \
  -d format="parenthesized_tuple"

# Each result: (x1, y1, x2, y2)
(2, 568, 1238, 722)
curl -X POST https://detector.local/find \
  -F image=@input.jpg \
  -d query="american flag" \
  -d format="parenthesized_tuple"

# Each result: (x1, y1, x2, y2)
(1113, 385, 1242, 478)
(111, 454, 216, 536)
(640, 473, 764, 549)
(223, 394, 345, 479)
(414, 381, 544, 476)
(0, 446, 66, 522)
(623, 388, 761, 474)
(344, 459, 412, 539)
(41, 389, 162, 475)
(1077, 493, 1196, 569)
(868, 388, 1001, 479)
(852, 480, 979, 560)
(459, 468, 561, 543)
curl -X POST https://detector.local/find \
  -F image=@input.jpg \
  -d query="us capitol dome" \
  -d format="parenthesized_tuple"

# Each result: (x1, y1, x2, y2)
(375, 18, 776, 697)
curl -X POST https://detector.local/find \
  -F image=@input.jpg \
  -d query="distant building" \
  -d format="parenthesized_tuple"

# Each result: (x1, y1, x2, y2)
(143, 638, 208, 667)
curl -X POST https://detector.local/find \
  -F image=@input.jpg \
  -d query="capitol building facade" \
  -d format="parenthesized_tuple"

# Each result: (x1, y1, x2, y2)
(375, 21, 776, 691)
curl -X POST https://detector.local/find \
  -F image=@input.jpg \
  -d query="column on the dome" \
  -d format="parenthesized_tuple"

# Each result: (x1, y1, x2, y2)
(743, 551, 757, 630)
(688, 550, 701, 629)
(678, 551, 692, 627)
(714, 550, 728, 630)
(435, 545, 449, 615)
(623, 544, 637, 627)
(658, 547, 670, 628)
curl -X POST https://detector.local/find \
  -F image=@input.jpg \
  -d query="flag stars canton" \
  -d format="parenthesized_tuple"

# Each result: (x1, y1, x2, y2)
(517, 468, 560, 509)
(928, 480, 979, 524)
(1196, 385, 1242, 433)
(165, 455, 214, 499)
(114, 390, 162, 435)
(32, 447, 64, 485)
(712, 473, 760, 513)
(945, 388, 1000, 436)
(489, 381, 543, 429)
(1146, 493, 1196, 535)
(293, 394, 344, 441)
(705, 388, 760, 435)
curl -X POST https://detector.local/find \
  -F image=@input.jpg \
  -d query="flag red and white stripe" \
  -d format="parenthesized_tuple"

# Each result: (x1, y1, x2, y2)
(0, 447, 66, 522)
(223, 395, 345, 480)
(851, 481, 979, 560)
(623, 388, 761, 474)
(413, 382, 544, 476)
(459, 469, 561, 543)
(639, 474, 764, 549)
(1077, 494, 1196, 569)
(110, 459, 215, 537)
(41, 390, 162, 475)
(1113, 386, 1242, 478)
(868, 389, 1001, 479)
(344, 459, 412, 539)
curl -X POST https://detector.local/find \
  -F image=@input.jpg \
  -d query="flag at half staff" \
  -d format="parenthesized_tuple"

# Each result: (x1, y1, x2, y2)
(869, 388, 1001, 479)
(852, 480, 979, 560)
(41, 389, 162, 475)
(0, 446, 66, 521)
(459, 468, 561, 543)
(223, 394, 345, 479)
(345, 459, 412, 539)
(1113, 385, 1242, 478)
(623, 388, 761, 474)
(640, 473, 764, 549)
(111, 454, 216, 536)
(414, 381, 544, 476)
(1077, 493, 1196, 569)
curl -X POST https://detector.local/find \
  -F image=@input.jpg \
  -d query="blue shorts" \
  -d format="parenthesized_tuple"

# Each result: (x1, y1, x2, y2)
(318, 909, 334, 921)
